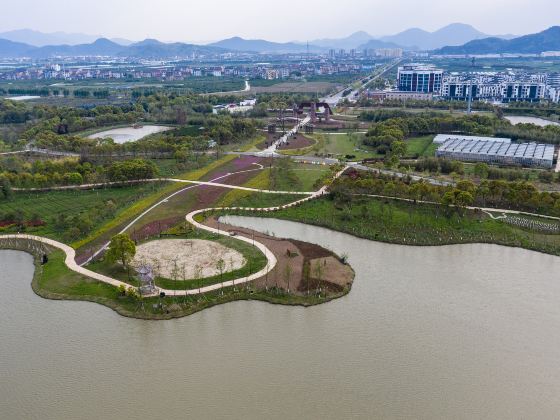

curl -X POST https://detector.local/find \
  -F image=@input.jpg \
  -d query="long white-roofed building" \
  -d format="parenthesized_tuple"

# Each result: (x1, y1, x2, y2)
(433, 134, 511, 145)
(436, 138, 556, 169)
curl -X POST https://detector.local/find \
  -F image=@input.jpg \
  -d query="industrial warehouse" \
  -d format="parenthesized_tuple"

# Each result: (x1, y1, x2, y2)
(435, 135, 556, 168)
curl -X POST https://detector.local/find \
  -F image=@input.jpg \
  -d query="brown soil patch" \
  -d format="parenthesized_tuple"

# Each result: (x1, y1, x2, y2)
(308, 256, 354, 289)
(277, 134, 315, 151)
(206, 217, 354, 295)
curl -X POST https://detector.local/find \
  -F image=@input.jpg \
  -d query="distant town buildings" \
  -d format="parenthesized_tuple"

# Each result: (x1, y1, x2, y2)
(441, 72, 548, 102)
(378, 64, 560, 104)
(0, 61, 367, 83)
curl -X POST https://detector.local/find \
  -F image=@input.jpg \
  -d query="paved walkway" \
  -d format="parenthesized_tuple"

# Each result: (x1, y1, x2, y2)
(359, 193, 560, 221)
(0, 167, 342, 297)
(5, 165, 554, 297)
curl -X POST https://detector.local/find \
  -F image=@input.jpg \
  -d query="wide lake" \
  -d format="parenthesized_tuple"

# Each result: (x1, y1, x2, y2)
(2, 217, 560, 419)
(87, 125, 171, 143)
(505, 115, 560, 127)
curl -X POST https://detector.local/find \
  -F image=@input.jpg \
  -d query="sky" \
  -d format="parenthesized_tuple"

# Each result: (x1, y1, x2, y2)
(2, 0, 559, 43)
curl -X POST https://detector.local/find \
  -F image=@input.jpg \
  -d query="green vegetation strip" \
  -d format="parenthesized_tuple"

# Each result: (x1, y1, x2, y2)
(233, 196, 560, 256)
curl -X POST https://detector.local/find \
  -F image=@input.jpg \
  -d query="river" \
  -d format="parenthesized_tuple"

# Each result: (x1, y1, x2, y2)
(2, 217, 560, 419)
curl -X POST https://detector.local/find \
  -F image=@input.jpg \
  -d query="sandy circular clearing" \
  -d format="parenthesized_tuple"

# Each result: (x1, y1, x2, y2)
(131, 239, 246, 279)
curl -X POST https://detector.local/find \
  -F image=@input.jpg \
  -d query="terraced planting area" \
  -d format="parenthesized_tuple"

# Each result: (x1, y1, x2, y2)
(0, 183, 163, 242)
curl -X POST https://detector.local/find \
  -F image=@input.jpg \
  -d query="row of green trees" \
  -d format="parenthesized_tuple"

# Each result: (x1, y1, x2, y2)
(360, 109, 560, 145)
(332, 171, 560, 217)
(0, 158, 157, 189)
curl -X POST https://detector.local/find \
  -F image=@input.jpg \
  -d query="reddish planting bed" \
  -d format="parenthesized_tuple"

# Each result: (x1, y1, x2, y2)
(0, 219, 45, 228)
(277, 134, 315, 151)
(200, 155, 266, 182)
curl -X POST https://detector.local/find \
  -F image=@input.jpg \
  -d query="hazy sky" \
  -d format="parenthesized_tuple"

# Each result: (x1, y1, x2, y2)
(3, 0, 559, 42)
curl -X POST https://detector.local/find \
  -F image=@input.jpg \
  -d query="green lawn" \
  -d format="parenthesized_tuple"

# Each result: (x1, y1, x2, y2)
(269, 163, 330, 192)
(303, 133, 379, 160)
(405, 135, 436, 158)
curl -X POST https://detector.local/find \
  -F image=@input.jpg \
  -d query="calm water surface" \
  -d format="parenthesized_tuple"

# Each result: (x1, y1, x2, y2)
(87, 125, 171, 143)
(2, 216, 560, 419)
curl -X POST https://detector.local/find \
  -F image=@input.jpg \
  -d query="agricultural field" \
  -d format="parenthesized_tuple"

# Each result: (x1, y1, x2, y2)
(0, 183, 163, 241)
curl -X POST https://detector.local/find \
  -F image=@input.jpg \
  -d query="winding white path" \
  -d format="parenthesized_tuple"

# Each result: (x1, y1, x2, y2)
(0, 163, 342, 296)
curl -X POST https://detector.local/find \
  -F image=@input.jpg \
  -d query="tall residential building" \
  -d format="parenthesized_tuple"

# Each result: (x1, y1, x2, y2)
(397, 64, 443, 94)
(375, 48, 403, 58)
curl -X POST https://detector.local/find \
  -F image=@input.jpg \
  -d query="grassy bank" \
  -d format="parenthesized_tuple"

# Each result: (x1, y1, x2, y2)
(231, 196, 560, 256)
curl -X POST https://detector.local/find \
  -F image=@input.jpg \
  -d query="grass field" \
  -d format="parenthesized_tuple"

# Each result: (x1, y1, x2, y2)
(274, 165, 330, 192)
(249, 81, 337, 94)
(308, 133, 380, 160)
(405, 135, 437, 158)
(216, 167, 310, 208)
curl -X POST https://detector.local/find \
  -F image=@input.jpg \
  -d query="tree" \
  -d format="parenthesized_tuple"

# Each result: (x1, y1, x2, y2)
(474, 163, 489, 179)
(216, 258, 225, 282)
(0, 178, 12, 200)
(106, 234, 136, 272)
(455, 191, 474, 208)
(284, 263, 292, 294)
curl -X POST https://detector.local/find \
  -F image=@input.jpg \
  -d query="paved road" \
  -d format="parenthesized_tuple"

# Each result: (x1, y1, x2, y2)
(0, 147, 79, 157)
(256, 116, 311, 157)
(321, 58, 402, 107)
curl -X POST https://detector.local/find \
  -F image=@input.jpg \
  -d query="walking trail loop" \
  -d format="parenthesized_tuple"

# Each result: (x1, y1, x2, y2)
(0, 146, 346, 296)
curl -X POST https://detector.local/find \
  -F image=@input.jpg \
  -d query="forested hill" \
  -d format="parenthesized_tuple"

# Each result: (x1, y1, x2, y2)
(435, 26, 560, 54)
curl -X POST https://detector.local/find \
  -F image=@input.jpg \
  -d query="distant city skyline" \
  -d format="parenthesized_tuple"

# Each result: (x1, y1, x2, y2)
(2, 0, 559, 44)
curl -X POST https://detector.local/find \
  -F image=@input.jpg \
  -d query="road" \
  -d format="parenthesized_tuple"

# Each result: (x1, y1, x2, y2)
(321, 58, 402, 107)
(256, 116, 311, 157)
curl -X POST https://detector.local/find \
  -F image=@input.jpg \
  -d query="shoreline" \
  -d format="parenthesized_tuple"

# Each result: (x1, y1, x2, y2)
(0, 232, 354, 320)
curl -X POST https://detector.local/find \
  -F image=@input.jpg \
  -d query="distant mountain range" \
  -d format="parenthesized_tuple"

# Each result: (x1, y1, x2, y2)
(0, 29, 133, 47)
(378, 23, 497, 50)
(0, 24, 555, 58)
(208, 37, 324, 53)
(435, 26, 560, 55)
(310, 31, 375, 50)
(0, 38, 226, 59)
(315, 24, 515, 51)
